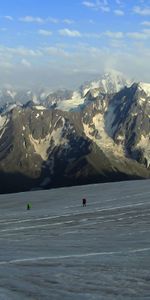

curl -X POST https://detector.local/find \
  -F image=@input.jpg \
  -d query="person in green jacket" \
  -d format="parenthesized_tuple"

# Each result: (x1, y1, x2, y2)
(27, 203, 31, 210)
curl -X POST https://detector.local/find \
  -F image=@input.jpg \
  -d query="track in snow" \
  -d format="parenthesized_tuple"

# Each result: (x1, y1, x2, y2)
(0, 179, 150, 299)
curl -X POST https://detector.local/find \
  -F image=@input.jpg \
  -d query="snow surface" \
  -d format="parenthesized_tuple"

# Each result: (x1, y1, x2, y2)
(102, 70, 130, 93)
(83, 113, 124, 157)
(29, 133, 52, 160)
(82, 69, 132, 96)
(4, 103, 18, 113)
(0, 115, 9, 138)
(29, 119, 68, 160)
(57, 91, 84, 111)
(6, 90, 16, 98)
(0, 115, 8, 129)
(34, 105, 46, 110)
(35, 113, 40, 118)
(139, 82, 150, 97)
(0, 180, 150, 299)
(139, 97, 146, 106)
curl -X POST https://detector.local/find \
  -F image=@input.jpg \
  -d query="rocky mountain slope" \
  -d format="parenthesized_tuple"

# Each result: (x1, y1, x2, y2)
(0, 71, 149, 193)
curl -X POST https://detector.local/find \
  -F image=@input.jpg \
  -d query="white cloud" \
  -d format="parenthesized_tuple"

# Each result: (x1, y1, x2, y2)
(105, 31, 124, 39)
(115, 0, 125, 7)
(21, 59, 31, 68)
(19, 16, 44, 23)
(82, 1, 96, 8)
(0, 42, 150, 89)
(141, 21, 150, 26)
(38, 29, 52, 36)
(109, 39, 126, 49)
(127, 31, 150, 39)
(82, 0, 110, 12)
(84, 32, 102, 38)
(133, 6, 150, 16)
(47, 17, 59, 24)
(43, 47, 69, 57)
(114, 9, 124, 16)
(4, 16, 14, 21)
(59, 28, 82, 37)
(63, 19, 74, 24)
(143, 28, 150, 34)
(19, 16, 60, 24)
(6, 47, 42, 57)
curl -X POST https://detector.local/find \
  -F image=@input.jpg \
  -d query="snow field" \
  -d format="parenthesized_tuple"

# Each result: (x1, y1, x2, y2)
(0, 180, 150, 299)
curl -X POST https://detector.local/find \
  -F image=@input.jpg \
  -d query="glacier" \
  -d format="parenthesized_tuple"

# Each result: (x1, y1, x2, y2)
(0, 179, 150, 299)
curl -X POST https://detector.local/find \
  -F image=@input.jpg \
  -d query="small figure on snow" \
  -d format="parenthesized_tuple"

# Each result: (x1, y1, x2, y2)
(82, 198, 87, 207)
(27, 203, 31, 210)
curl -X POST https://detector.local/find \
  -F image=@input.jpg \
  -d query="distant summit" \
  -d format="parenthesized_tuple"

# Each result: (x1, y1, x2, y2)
(79, 69, 133, 97)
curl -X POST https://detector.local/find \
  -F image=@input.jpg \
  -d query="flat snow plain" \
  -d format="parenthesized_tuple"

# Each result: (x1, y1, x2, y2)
(0, 179, 150, 299)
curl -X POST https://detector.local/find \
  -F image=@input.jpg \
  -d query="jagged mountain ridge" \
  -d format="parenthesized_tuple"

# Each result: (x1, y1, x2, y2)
(0, 72, 149, 193)
(0, 70, 132, 113)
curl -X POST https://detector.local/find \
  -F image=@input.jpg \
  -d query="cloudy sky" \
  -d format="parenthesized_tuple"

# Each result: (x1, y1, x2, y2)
(0, 0, 150, 89)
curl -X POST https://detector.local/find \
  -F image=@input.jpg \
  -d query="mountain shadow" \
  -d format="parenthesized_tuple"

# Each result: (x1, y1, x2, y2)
(0, 171, 41, 194)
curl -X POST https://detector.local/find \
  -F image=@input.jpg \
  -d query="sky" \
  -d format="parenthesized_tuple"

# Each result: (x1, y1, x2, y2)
(0, 0, 150, 89)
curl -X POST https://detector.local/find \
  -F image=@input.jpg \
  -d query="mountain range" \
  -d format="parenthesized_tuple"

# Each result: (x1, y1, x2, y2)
(0, 70, 149, 194)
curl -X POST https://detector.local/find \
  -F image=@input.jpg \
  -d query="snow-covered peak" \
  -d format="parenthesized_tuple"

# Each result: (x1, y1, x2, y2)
(32, 94, 39, 104)
(80, 69, 132, 96)
(100, 69, 132, 93)
(6, 90, 16, 99)
(138, 82, 150, 97)
(39, 91, 51, 101)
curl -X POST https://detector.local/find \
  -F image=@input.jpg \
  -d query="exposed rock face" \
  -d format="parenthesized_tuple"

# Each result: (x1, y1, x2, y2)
(104, 83, 150, 167)
(0, 73, 149, 193)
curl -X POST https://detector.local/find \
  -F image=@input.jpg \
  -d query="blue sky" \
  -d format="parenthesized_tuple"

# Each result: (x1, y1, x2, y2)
(0, 0, 150, 89)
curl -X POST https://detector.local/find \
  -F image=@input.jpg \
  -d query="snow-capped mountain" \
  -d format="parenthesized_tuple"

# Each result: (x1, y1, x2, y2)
(0, 70, 132, 113)
(79, 69, 132, 97)
(0, 72, 149, 194)
(39, 70, 132, 112)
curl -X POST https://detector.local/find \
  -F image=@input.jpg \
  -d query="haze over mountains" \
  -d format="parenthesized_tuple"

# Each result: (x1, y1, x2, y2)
(0, 70, 149, 194)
